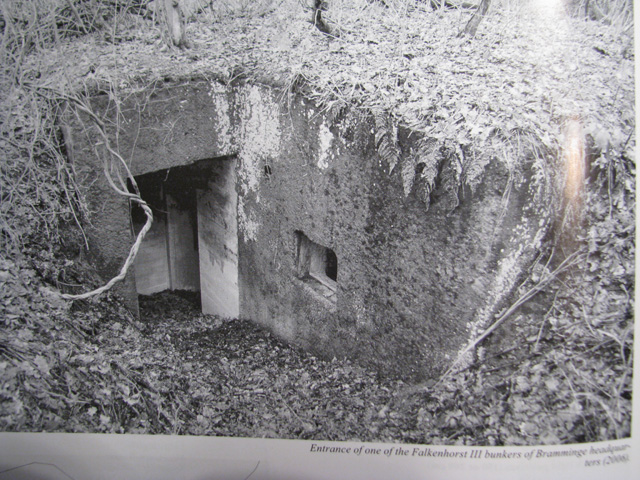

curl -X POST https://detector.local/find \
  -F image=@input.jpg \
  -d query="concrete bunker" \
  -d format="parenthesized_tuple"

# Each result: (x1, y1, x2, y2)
(129, 157, 239, 319)
(66, 80, 559, 381)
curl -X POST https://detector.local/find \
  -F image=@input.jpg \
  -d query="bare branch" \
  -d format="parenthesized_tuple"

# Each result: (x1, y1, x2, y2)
(458, 0, 491, 38)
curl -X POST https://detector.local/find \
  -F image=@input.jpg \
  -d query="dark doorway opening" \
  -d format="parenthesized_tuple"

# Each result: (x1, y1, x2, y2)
(130, 157, 239, 318)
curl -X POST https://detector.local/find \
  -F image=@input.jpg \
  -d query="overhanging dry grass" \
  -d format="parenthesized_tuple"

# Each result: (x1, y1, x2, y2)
(18, 0, 634, 197)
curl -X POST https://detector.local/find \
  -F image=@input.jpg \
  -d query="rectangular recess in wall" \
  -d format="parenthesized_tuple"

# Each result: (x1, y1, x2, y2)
(295, 230, 337, 303)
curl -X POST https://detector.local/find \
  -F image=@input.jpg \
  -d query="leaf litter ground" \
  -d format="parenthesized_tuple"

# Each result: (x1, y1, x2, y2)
(136, 291, 412, 441)
(83, 289, 555, 444)
(82, 286, 622, 446)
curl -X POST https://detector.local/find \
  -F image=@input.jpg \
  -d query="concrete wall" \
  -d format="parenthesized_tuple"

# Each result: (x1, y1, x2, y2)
(133, 212, 171, 295)
(67, 80, 558, 381)
(166, 194, 200, 292)
(197, 160, 239, 318)
(131, 188, 200, 295)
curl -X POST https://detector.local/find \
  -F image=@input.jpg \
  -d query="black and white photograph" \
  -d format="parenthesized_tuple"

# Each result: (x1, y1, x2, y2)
(0, 0, 635, 478)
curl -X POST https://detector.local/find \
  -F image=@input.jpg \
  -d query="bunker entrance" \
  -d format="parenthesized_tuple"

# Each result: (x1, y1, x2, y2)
(130, 157, 239, 318)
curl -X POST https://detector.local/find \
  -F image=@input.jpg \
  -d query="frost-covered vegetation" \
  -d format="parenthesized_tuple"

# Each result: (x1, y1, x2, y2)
(0, 0, 634, 444)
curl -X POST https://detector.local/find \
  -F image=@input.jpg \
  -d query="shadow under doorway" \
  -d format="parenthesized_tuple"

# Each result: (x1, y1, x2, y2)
(129, 156, 239, 319)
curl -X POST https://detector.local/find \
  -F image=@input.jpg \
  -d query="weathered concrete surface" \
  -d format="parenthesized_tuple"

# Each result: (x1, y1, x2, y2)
(197, 159, 239, 318)
(166, 194, 200, 292)
(67, 80, 557, 381)
(132, 210, 171, 295)
(133, 191, 200, 295)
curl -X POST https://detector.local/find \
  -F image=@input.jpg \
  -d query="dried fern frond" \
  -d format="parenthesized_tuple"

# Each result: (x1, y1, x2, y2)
(401, 156, 417, 196)
(416, 138, 442, 207)
(374, 112, 400, 172)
